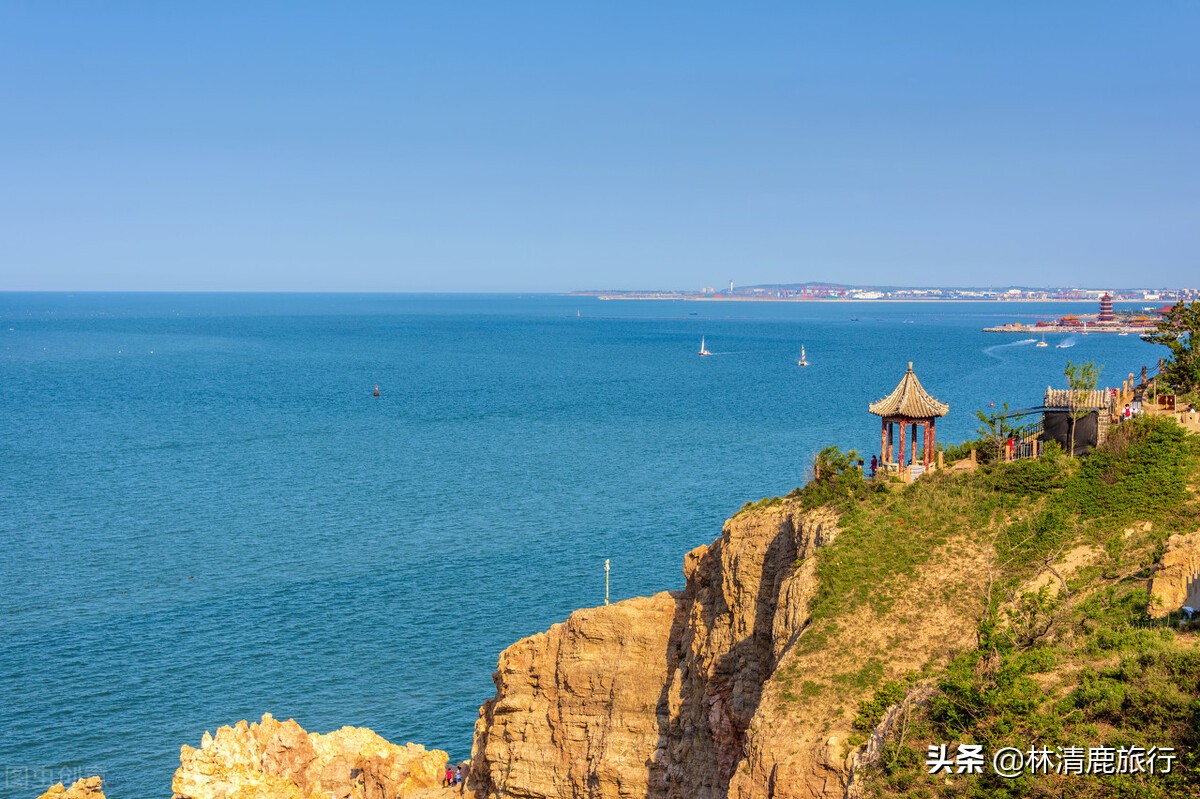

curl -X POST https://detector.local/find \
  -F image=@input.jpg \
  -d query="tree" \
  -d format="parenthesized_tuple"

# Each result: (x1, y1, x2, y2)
(1146, 300, 1200, 395)
(974, 403, 1016, 462)
(812, 445, 860, 480)
(1064, 359, 1100, 457)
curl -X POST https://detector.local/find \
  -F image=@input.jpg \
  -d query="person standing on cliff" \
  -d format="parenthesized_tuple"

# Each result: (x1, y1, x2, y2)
(443, 765, 453, 787)
(869, 455, 878, 477)
(458, 761, 470, 793)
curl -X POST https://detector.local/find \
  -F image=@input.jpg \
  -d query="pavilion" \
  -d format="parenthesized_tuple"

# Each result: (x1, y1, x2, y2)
(869, 362, 949, 473)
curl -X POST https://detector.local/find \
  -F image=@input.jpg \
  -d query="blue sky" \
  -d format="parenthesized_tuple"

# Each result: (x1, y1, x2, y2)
(1, 3, 1196, 291)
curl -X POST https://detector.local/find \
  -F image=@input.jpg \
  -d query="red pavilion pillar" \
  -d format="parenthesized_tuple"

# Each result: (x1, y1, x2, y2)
(898, 423, 906, 469)
(881, 420, 888, 466)
(930, 418, 937, 466)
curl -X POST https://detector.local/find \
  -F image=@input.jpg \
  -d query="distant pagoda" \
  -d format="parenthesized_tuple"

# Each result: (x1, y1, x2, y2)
(869, 362, 949, 471)
(1098, 293, 1115, 323)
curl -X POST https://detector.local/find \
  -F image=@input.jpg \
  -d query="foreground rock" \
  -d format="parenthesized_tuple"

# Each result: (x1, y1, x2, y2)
(172, 713, 448, 799)
(36, 777, 105, 799)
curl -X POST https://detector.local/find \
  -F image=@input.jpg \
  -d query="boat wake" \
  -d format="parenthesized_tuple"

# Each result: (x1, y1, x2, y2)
(1056, 338, 1076, 349)
(983, 338, 1039, 359)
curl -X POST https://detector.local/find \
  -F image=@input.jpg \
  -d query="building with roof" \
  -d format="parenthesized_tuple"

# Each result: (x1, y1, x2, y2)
(1041, 387, 1112, 455)
(869, 362, 949, 476)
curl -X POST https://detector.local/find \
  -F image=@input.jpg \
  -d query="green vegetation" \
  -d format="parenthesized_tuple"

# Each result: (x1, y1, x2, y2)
(795, 445, 873, 511)
(829, 415, 1200, 798)
(805, 472, 991, 621)
(735, 495, 786, 516)
(1146, 300, 1200, 397)
(973, 403, 1017, 463)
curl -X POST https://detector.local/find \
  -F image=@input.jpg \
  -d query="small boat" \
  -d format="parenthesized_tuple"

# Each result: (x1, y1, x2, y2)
(698, 337, 712, 356)
(1056, 341, 1071, 349)
(797, 345, 809, 367)
(1118, 328, 1129, 336)
(1036, 334, 1048, 348)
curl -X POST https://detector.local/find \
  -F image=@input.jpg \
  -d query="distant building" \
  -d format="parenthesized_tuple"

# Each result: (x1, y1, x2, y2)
(1098, 293, 1115, 323)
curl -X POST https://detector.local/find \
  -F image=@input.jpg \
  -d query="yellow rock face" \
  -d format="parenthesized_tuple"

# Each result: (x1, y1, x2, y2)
(1149, 529, 1200, 618)
(171, 713, 448, 799)
(471, 499, 991, 799)
(36, 777, 106, 799)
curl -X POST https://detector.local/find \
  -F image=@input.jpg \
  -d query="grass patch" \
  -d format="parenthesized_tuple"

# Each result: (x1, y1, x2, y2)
(843, 416, 1200, 798)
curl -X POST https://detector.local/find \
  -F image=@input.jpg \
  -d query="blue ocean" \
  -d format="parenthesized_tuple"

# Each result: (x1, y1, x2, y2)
(0, 293, 1164, 798)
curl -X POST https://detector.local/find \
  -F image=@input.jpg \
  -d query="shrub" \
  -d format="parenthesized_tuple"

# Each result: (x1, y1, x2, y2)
(1061, 416, 1199, 523)
(983, 456, 1069, 497)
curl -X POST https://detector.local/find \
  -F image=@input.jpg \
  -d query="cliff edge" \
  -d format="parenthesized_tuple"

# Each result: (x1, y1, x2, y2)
(471, 416, 1200, 799)
(470, 496, 987, 799)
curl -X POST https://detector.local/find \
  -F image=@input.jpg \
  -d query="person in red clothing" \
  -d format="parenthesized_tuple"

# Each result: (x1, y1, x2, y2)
(443, 765, 454, 787)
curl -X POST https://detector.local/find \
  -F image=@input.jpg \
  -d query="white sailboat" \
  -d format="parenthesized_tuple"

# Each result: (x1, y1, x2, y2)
(698, 337, 712, 356)
(1036, 333, 1048, 348)
(797, 345, 809, 367)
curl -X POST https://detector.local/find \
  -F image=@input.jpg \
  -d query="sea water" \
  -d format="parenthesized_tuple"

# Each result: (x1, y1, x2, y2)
(0, 293, 1164, 798)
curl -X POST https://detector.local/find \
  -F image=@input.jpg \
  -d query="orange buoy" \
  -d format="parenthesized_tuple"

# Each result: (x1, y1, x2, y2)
(373, 385, 380, 397)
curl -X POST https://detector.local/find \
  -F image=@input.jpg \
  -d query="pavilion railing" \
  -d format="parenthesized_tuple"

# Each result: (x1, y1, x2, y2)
(1008, 418, 1044, 461)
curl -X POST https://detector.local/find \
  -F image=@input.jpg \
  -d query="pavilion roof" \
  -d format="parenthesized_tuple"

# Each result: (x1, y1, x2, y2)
(1044, 388, 1109, 410)
(869, 362, 949, 418)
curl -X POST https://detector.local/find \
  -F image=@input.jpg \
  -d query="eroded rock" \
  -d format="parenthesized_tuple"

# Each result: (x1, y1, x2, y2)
(35, 777, 105, 799)
(171, 713, 446, 799)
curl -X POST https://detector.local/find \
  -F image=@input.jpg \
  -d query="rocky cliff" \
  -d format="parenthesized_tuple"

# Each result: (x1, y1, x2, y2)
(472, 594, 682, 799)
(471, 497, 989, 799)
(171, 713, 447, 799)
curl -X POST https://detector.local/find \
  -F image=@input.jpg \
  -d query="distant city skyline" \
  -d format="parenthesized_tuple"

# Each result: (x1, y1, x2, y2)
(1, 4, 1197, 292)
(575, 282, 1199, 303)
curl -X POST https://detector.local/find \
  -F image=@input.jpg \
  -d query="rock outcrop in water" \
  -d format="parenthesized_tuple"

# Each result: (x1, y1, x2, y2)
(171, 713, 448, 799)
(35, 777, 106, 799)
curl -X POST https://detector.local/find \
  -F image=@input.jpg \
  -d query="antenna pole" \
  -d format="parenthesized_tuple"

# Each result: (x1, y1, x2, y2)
(604, 559, 610, 606)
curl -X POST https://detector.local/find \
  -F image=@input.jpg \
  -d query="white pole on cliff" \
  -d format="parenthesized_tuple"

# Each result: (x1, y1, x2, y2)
(604, 559, 610, 606)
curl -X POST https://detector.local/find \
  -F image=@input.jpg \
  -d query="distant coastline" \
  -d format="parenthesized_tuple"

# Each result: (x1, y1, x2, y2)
(584, 295, 1132, 303)
(570, 284, 1193, 304)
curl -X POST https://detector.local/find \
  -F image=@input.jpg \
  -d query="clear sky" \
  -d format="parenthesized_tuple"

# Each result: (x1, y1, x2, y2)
(1, 3, 1196, 292)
